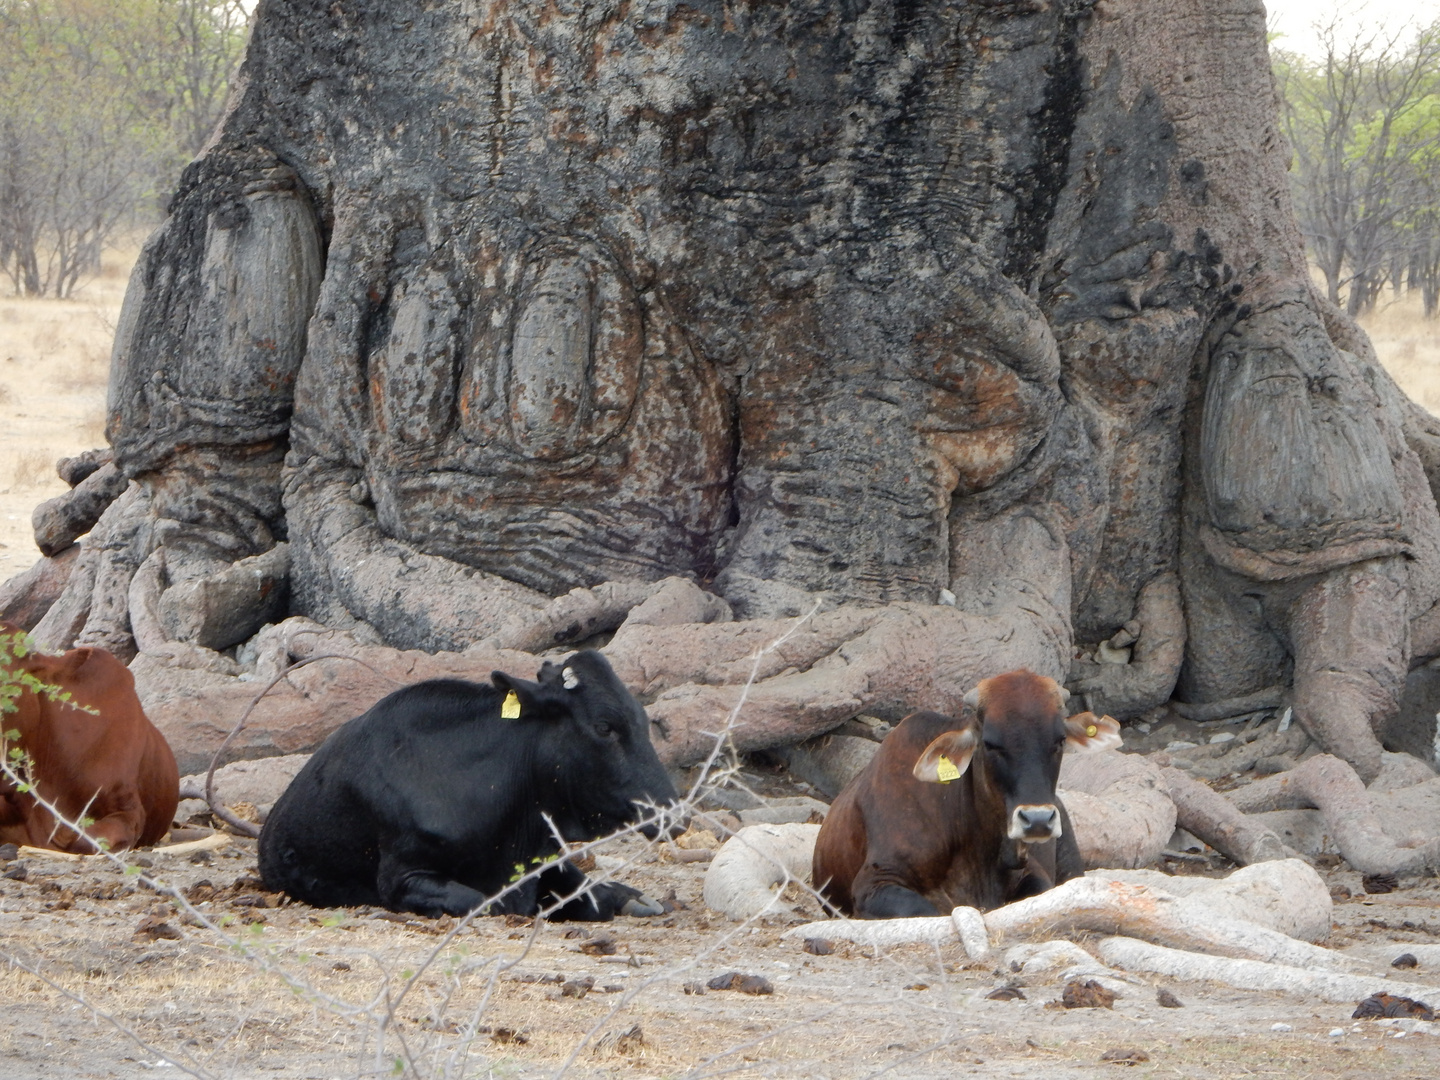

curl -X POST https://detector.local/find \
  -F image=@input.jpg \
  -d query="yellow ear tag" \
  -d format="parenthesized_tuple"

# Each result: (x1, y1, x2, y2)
(501, 690, 521, 719)
(1086, 724, 1098, 738)
(936, 755, 960, 783)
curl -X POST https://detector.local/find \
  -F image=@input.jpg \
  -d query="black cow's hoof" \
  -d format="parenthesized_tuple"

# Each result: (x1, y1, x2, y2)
(619, 893, 665, 917)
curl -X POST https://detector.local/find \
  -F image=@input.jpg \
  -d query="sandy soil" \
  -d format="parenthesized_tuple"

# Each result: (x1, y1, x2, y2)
(2, 825, 1440, 1080)
(0, 246, 130, 574)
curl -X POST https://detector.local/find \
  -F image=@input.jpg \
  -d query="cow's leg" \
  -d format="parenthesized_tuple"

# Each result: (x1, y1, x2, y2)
(850, 861, 940, 918)
(73, 787, 147, 854)
(538, 861, 663, 921)
(375, 852, 491, 917)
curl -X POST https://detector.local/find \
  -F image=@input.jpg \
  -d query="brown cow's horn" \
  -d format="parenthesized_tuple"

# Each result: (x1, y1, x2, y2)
(1057, 686, 1071, 704)
(962, 687, 981, 710)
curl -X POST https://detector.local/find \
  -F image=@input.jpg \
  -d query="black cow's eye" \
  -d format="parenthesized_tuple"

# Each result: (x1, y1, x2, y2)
(594, 722, 615, 738)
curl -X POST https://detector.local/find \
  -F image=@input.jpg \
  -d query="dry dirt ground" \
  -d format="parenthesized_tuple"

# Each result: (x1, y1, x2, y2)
(2, 825, 1440, 1080)
(0, 246, 127, 570)
(5, 263, 1440, 1080)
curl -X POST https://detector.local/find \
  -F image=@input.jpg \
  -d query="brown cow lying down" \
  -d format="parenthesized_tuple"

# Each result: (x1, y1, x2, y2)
(1, 629, 178, 853)
(812, 670, 1121, 917)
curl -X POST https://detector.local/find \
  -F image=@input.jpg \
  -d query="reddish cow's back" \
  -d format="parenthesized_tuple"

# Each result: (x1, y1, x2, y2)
(1, 638, 178, 852)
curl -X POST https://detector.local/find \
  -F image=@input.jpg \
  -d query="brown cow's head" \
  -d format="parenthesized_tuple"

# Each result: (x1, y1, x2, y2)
(912, 670, 1120, 843)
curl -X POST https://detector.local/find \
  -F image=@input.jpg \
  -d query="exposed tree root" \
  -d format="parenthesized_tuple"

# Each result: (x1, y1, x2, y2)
(1152, 758, 1290, 865)
(1227, 753, 1440, 876)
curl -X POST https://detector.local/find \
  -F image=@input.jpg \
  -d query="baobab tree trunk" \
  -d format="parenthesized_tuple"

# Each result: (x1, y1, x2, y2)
(10, 0, 1440, 778)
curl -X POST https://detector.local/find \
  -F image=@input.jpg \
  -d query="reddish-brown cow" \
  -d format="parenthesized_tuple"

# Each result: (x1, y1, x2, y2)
(1, 629, 178, 853)
(812, 670, 1120, 917)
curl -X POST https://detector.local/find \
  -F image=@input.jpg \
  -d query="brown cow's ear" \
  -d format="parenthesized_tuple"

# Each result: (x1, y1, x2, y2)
(913, 728, 978, 784)
(1063, 712, 1123, 753)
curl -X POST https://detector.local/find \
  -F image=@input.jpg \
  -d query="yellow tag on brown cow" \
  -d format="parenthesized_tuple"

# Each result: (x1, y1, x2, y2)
(936, 755, 960, 783)
(501, 690, 521, 719)
(1086, 724, 1098, 738)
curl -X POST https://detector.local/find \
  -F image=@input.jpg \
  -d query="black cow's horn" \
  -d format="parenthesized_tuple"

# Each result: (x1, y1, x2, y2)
(562, 666, 580, 690)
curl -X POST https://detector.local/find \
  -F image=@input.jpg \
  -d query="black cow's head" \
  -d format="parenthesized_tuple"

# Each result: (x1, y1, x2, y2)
(490, 650, 679, 842)
(911, 670, 1120, 843)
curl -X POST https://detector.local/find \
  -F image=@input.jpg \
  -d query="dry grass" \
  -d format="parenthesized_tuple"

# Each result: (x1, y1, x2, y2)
(1359, 291, 1440, 414)
(0, 238, 134, 571)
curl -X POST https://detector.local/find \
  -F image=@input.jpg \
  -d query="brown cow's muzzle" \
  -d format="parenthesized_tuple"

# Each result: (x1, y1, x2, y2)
(1009, 804, 1061, 842)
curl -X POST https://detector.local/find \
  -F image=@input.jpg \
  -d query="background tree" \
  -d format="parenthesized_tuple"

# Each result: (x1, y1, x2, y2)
(1276, 20, 1440, 315)
(0, 0, 248, 298)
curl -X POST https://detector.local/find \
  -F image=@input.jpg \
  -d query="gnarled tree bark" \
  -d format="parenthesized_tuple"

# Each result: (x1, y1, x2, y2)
(7, 0, 1440, 779)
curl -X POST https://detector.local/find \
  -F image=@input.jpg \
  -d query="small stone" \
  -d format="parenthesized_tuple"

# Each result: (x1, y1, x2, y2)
(332, 961, 351, 971)
(681, 981, 706, 995)
(0, 843, 18, 861)
(1164, 741, 1197, 753)
(903, 982, 928, 991)
(1329, 1028, 1345, 1037)
(2, 863, 27, 881)
(1393, 953, 1420, 970)
(803, 937, 833, 955)
(1156, 988, 1184, 1009)
(1270, 1022, 1292, 1032)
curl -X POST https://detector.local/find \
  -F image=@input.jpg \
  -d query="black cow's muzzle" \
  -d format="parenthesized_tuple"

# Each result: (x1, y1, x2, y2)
(1009, 804, 1061, 842)
(634, 800, 686, 841)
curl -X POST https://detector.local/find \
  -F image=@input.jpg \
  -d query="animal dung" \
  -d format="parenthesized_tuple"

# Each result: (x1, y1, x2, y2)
(560, 976, 596, 999)
(1362, 873, 1399, 894)
(706, 972, 774, 995)
(1099, 1048, 1150, 1064)
(593, 1024, 644, 1056)
(577, 933, 617, 956)
(133, 915, 182, 941)
(1062, 979, 1117, 1009)
(1352, 993, 1436, 1021)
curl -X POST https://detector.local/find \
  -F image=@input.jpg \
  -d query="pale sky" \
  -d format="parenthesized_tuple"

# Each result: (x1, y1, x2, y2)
(1267, 0, 1440, 58)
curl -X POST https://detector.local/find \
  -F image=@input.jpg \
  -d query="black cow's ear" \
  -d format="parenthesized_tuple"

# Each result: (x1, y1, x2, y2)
(913, 727, 978, 784)
(491, 671, 565, 719)
(1063, 711, 1123, 754)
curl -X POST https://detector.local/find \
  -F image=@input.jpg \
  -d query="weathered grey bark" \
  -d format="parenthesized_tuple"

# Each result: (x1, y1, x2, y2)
(6, 0, 1440, 774)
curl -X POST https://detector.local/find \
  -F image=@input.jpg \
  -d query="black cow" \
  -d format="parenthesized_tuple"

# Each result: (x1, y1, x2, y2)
(258, 650, 678, 919)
